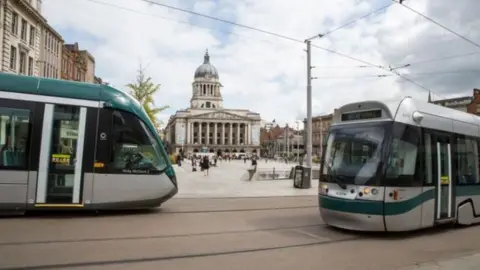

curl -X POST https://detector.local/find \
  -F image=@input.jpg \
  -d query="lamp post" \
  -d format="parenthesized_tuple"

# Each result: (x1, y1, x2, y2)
(302, 33, 324, 189)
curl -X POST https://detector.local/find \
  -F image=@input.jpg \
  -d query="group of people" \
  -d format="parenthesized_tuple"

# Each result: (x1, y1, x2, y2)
(190, 155, 218, 176)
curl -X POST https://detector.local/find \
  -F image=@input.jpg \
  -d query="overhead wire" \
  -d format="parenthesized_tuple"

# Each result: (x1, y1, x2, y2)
(395, 0, 480, 49)
(84, 0, 286, 47)
(88, 0, 450, 97)
(137, 0, 304, 43)
(395, 51, 480, 67)
(316, 70, 480, 79)
(320, 2, 394, 36)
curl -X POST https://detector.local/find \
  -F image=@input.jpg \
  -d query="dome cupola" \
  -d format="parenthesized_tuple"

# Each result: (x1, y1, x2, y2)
(194, 49, 219, 79)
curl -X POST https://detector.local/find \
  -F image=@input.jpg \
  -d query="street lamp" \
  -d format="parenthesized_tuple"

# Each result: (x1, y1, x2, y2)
(301, 34, 323, 188)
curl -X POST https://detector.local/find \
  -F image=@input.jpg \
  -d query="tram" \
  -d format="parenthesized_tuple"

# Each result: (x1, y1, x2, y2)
(0, 73, 177, 214)
(319, 97, 480, 231)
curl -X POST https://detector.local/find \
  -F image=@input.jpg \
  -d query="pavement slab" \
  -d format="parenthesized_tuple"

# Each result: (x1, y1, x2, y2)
(174, 159, 318, 198)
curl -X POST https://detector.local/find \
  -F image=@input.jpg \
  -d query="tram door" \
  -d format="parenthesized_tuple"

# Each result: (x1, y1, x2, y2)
(431, 133, 455, 221)
(34, 104, 88, 206)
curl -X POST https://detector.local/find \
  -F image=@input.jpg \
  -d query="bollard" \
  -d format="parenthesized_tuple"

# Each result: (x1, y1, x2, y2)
(273, 167, 276, 180)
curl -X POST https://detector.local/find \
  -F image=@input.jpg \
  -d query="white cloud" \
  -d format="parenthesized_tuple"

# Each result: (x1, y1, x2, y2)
(43, 0, 480, 129)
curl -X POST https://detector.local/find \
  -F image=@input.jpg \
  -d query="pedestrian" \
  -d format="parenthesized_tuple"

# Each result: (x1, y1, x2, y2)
(202, 156, 210, 176)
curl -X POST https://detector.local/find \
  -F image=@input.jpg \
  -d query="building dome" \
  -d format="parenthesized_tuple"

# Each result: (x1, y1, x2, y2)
(194, 50, 219, 79)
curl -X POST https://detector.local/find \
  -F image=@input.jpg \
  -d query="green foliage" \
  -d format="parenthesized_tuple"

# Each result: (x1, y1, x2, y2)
(126, 65, 169, 129)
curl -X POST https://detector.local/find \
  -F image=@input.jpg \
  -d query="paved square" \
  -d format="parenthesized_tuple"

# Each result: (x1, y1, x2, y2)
(173, 159, 319, 198)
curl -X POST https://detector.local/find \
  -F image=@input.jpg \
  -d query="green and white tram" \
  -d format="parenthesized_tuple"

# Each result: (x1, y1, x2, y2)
(0, 73, 177, 214)
(319, 97, 480, 231)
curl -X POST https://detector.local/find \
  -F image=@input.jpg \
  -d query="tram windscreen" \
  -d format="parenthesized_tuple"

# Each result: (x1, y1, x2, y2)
(321, 124, 388, 186)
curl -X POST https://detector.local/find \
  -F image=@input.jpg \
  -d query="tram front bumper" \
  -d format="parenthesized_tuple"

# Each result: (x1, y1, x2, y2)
(319, 195, 386, 231)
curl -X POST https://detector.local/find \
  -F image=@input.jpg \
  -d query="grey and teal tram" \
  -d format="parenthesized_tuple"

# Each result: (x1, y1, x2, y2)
(0, 73, 177, 214)
(319, 97, 480, 231)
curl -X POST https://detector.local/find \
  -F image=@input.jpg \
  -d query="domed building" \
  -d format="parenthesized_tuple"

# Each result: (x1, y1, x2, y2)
(164, 50, 262, 156)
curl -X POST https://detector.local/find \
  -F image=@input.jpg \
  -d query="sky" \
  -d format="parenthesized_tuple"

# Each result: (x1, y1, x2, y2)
(42, 0, 480, 128)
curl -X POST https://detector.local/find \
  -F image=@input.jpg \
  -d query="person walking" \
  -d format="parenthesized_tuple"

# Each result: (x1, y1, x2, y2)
(202, 156, 210, 176)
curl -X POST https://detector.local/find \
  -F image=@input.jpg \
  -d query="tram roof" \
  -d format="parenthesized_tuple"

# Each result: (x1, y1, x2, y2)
(0, 73, 154, 130)
(334, 97, 480, 132)
(0, 72, 140, 111)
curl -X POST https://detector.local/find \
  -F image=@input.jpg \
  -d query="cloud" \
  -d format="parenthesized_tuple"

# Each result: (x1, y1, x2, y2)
(42, 0, 480, 129)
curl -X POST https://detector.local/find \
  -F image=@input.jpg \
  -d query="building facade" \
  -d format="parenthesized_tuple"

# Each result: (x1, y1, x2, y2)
(61, 42, 95, 82)
(429, 89, 480, 114)
(304, 113, 333, 157)
(164, 50, 262, 155)
(38, 23, 62, 78)
(0, 0, 46, 76)
(79, 50, 95, 83)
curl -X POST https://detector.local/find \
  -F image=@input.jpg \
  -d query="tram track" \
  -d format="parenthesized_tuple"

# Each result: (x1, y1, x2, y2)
(0, 223, 327, 246)
(0, 235, 362, 270)
(13, 204, 318, 219)
(159, 205, 317, 214)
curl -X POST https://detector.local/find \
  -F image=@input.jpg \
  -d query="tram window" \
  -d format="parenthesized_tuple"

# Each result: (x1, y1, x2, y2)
(455, 136, 479, 185)
(424, 133, 433, 185)
(0, 107, 30, 169)
(111, 110, 168, 173)
(386, 124, 420, 185)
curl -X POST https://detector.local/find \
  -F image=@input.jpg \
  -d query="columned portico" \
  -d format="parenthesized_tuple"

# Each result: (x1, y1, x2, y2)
(185, 120, 254, 152)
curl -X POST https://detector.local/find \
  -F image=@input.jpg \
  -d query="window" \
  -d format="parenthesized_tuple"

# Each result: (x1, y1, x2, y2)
(10, 46, 17, 70)
(0, 107, 30, 168)
(19, 51, 26, 74)
(321, 123, 387, 186)
(20, 19, 27, 41)
(111, 110, 168, 173)
(455, 136, 480, 185)
(11, 12, 18, 35)
(29, 26, 35, 46)
(385, 124, 421, 186)
(28, 57, 33, 76)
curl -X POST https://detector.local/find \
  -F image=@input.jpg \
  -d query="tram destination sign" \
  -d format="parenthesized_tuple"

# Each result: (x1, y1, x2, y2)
(341, 109, 382, 121)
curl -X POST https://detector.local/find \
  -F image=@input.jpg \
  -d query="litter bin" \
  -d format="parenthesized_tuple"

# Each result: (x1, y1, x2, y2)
(293, 165, 312, 189)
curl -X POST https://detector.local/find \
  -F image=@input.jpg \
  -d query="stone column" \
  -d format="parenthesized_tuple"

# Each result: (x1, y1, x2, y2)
(214, 123, 218, 145)
(191, 122, 194, 144)
(221, 123, 225, 145)
(245, 123, 250, 145)
(206, 122, 210, 145)
(185, 121, 190, 145)
(237, 123, 240, 145)
(198, 122, 202, 145)
(229, 123, 233, 145)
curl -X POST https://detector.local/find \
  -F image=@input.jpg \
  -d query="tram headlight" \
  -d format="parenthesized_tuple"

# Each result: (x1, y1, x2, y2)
(363, 187, 370, 194)
(371, 188, 378, 195)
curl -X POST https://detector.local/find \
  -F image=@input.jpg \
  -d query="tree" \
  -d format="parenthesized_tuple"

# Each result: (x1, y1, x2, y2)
(126, 65, 169, 130)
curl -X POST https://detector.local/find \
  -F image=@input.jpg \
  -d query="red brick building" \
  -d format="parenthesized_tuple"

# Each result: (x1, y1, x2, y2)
(61, 42, 87, 82)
